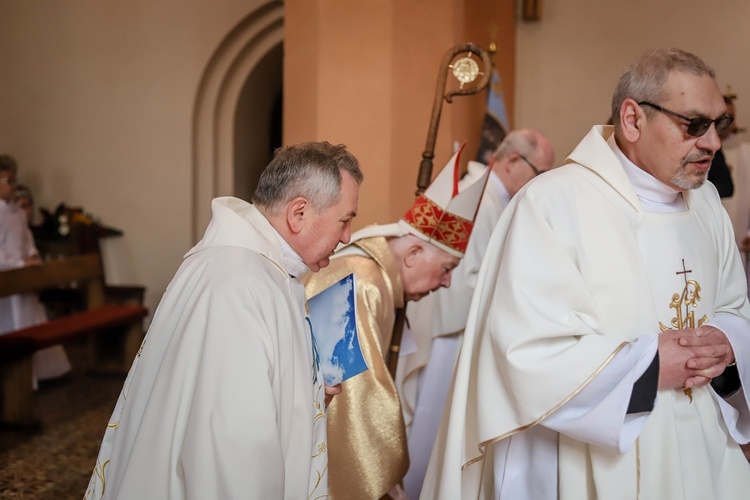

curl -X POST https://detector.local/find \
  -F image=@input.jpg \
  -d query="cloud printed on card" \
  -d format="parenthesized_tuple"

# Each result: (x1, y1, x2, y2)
(308, 274, 368, 386)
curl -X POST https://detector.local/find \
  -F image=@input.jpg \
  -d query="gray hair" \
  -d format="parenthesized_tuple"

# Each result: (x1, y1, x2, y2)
(0, 154, 18, 176)
(252, 141, 363, 215)
(494, 129, 539, 159)
(611, 48, 716, 136)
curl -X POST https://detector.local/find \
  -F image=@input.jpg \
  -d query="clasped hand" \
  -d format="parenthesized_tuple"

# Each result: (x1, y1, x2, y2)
(657, 325, 735, 391)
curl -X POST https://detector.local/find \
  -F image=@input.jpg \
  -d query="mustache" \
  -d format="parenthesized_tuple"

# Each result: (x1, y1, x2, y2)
(681, 150, 714, 166)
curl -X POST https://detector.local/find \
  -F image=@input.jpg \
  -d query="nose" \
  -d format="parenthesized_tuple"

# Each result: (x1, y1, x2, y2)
(340, 224, 352, 245)
(441, 270, 453, 288)
(697, 124, 722, 153)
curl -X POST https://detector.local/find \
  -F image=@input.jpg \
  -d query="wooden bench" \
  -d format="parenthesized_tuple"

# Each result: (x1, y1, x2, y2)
(0, 253, 147, 426)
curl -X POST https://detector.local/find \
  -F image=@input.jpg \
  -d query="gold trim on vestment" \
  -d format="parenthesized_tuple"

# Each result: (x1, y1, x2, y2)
(85, 459, 109, 500)
(636, 438, 641, 500)
(308, 463, 329, 500)
(461, 341, 630, 470)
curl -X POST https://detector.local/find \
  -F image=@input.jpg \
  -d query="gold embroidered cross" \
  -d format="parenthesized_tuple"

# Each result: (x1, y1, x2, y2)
(659, 259, 708, 402)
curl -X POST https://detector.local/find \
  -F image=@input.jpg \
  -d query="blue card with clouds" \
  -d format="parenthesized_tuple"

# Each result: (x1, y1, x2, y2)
(308, 273, 368, 386)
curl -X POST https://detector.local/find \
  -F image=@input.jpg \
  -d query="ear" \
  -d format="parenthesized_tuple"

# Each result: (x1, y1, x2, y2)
(504, 153, 519, 174)
(286, 197, 308, 234)
(620, 98, 644, 143)
(403, 243, 424, 268)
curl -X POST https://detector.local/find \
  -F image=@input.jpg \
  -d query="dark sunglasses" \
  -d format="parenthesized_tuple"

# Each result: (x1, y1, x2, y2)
(638, 101, 734, 138)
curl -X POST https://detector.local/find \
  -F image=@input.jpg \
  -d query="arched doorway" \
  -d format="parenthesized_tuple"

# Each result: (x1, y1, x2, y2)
(192, 2, 283, 241)
(233, 43, 283, 203)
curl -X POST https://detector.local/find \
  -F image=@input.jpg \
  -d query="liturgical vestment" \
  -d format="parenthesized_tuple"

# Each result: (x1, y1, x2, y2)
(397, 162, 510, 498)
(303, 236, 408, 500)
(86, 198, 329, 499)
(397, 162, 510, 425)
(423, 126, 750, 499)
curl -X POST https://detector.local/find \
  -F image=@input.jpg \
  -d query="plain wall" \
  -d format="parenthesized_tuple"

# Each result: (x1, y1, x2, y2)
(0, 0, 269, 316)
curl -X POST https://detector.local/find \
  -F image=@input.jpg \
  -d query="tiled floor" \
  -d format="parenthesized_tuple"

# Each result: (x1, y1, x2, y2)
(0, 340, 123, 499)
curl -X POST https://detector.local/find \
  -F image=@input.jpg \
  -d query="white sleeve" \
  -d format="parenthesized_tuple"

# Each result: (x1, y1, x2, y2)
(542, 333, 658, 452)
(707, 314, 750, 443)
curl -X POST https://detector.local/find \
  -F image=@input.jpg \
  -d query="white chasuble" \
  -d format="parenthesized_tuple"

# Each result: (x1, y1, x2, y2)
(423, 126, 750, 500)
(86, 198, 329, 499)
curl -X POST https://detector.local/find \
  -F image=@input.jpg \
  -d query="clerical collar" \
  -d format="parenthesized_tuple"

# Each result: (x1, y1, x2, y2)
(270, 226, 309, 278)
(608, 135, 686, 213)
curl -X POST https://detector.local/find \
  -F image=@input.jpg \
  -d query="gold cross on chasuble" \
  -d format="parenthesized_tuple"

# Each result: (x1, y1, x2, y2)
(658, 259, 709, 402)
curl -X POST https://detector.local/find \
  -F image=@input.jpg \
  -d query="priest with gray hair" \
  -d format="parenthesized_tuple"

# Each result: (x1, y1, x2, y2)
(424, 48, 749, 499)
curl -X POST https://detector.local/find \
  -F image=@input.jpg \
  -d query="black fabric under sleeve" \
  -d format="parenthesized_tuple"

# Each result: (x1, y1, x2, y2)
(627, 351, 659, 414)
(711, 364, 741, 398)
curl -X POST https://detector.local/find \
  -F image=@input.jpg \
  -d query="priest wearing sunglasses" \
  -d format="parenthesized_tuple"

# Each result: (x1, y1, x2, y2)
(424, 47, 750, 500)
